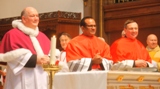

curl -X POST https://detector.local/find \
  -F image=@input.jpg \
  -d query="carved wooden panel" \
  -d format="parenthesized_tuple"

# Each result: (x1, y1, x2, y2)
(39, 11, 81, 49)
(104, 0, 160, 46)
(0, 11, 81, 49)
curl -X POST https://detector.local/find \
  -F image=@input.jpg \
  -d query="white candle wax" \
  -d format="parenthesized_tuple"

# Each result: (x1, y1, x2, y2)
(50, 36, 56, 64)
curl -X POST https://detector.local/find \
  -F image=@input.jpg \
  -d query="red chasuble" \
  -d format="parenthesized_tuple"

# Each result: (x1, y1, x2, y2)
(0, 28, 50, 57)
(66, 34, 112, 69)
(110, 37, 151, 63)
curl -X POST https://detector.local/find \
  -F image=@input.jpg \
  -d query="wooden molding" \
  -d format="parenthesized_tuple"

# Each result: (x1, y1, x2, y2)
(0, 11, 81, 49)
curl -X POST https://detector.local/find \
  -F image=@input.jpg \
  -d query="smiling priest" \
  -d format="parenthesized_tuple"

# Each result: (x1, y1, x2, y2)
(66, 16, 113, 72)
(0, 7, 51, 89)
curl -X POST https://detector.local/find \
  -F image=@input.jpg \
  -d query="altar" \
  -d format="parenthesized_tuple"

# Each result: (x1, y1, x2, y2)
(53, 70, 160, 89)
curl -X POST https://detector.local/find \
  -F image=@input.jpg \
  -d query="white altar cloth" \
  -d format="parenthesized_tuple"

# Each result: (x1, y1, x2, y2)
(53, 71, 107, 89)
(53, 70, 160, 89)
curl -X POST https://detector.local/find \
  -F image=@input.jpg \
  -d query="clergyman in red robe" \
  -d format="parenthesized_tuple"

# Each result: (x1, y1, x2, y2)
(110, 19, 153, 70)
(66, 16, 113, 72)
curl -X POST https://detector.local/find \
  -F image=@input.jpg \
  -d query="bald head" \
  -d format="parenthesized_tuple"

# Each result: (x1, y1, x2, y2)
(21, 7, 37, 17)
(147, 34, 158, 49)
(21, 7, 39, 29)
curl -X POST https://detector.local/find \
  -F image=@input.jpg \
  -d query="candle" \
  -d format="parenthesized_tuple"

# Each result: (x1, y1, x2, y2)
(50, 35, 56, 64)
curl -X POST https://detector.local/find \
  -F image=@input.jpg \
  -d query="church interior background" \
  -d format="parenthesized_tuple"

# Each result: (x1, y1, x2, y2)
(0, 0, 160, 89)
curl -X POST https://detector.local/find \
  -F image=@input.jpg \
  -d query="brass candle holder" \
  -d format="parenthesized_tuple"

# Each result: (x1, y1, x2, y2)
(43, 64, 61, 89)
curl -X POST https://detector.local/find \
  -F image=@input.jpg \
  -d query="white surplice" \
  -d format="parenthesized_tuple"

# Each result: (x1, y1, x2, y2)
(57, 51, 69, 72)
(111, 60, 154, 70)
(0, 48, 48, 89)
(5, 60, 48, 89)
(68, 58, 113, 72)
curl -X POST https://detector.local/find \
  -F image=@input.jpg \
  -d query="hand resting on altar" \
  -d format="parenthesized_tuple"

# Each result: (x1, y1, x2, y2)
(134, 59, 148, 67)
(111, 59, 154, 71)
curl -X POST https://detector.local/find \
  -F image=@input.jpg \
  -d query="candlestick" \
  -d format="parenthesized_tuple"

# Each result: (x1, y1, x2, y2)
(50, 36, 56, 64)
(43, 64, 61, 89)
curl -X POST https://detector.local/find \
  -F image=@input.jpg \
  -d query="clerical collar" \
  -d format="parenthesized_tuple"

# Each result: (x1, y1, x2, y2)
(12, 20, 39, 37)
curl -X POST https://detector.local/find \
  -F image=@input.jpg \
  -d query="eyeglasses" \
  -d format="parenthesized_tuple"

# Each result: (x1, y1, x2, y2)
(127, 27, 138, 30)
(85, 25, 96, 28)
